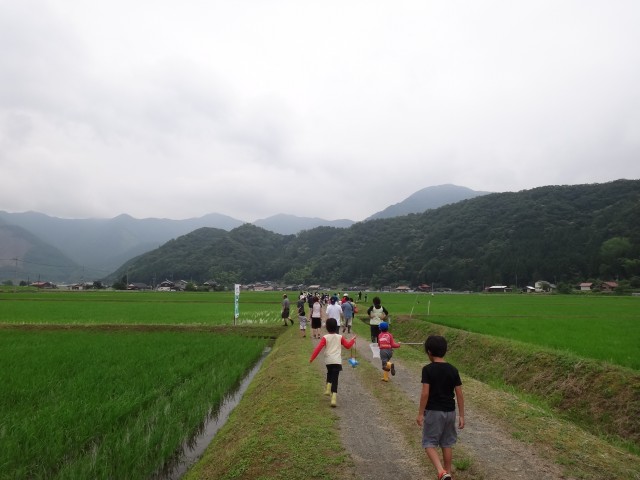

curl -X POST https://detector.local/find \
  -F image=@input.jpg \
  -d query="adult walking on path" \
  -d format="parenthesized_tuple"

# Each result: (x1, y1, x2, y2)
(367, 296, 388, 342)
(310, 295, 323, 339)
(296, 294, 308, 337)
(341, 295, 355, 334)
(326, 296, 344, 333)
(281, 294, 293, 326)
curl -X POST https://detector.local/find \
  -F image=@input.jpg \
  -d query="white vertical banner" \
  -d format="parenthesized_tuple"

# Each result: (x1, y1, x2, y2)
(234, 284, 240, 325)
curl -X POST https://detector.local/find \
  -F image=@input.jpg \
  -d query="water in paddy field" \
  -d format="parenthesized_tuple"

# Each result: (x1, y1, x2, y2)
(154, 347, 271, 480)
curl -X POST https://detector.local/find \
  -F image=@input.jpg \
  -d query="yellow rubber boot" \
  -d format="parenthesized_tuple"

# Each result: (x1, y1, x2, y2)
(382, 370, 389, 382)
(330, 392, 337, 407)
(325, 383, 331, 395)
(388, 362, 396, 376)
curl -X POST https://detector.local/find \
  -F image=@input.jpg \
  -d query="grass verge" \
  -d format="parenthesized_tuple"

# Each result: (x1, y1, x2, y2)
(184, 326, 358, 480)
(385, 317, 640, 479)
(390, 315, 640, 449)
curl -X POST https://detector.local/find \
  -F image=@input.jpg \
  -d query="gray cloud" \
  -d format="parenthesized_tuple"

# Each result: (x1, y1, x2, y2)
(1, 0, 639, 222)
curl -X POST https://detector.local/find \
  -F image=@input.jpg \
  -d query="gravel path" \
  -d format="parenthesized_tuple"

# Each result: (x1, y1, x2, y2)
(311, 327, 571, 480)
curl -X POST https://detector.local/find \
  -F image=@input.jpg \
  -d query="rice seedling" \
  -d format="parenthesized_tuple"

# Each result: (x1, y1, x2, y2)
(0, 329, 269, 479)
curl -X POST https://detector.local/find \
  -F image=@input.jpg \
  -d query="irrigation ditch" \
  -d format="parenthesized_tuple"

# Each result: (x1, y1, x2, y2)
(154, 347, 272, 480)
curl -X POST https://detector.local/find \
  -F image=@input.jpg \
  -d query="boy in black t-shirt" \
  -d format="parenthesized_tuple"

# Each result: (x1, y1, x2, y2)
(416, 335, 465, 480)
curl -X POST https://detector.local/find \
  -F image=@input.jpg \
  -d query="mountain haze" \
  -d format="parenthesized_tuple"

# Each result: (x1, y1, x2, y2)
(253, 214, 355, 235)
(0, 220, 83, 283)
(0, 184, 483, 281)
(0, 211, 244, 280)
(366, 184, 491, 220)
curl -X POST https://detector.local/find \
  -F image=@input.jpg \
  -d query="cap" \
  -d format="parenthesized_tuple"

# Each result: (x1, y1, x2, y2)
(379, 321, 389, 331)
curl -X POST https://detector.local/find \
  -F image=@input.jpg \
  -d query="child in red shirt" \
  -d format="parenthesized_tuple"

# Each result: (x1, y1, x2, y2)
(377, 321, 400, 382)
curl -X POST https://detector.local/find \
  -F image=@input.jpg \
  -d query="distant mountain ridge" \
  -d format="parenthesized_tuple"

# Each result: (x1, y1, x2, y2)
(0, 184, 493, 282)
(253, 214, 355, 235)
(366, 184, 491, 220)
(0, 211, 244, 281)
(0, 219, 83, 282)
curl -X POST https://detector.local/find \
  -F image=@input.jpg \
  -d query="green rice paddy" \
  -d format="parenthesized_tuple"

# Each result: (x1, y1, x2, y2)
(391, 293, 640, 370)
(0, 328, 268, 479)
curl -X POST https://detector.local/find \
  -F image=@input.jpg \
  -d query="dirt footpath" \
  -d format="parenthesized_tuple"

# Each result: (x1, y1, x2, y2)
(312, 332, 570, 480)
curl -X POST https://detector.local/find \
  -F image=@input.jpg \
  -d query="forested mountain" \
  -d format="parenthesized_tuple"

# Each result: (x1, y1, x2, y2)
(110, 180, 640, 291)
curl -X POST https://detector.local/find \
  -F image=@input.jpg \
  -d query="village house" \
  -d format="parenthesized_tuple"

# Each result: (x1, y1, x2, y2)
(395, 285, 412, 292)
(30, 281, 56, 289)
(485, 285, 511, 293)
(600, 281, 619, 292)
(157, 280, 175, 291)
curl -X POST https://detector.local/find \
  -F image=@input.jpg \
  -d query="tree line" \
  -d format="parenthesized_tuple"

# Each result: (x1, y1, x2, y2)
(109, 179, 640, 292)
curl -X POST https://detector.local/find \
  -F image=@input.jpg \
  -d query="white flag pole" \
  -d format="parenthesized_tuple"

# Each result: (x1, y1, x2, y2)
(234, 284, 240, 325)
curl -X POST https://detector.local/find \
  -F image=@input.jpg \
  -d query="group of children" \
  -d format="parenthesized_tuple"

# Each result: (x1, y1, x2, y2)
(308, 296, 465, 480)
(286, 292, 357, 338)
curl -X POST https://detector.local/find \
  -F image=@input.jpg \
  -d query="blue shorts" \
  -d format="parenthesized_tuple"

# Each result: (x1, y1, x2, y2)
(421, 410, 457, 448)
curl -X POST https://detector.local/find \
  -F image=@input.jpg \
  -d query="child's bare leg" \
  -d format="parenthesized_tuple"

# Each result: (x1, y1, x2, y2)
(442, 447, 453, 473)
(425, 447, 445, 475)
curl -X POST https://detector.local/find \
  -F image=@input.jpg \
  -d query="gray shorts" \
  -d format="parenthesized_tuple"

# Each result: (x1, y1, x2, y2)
(380, 349, 393, 368)
(421, 410, 457, 448)
(298, 316, 307, 329)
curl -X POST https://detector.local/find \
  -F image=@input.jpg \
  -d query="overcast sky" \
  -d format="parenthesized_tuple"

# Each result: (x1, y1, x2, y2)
(1, 1, 639, 222)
